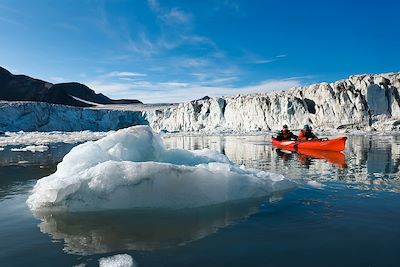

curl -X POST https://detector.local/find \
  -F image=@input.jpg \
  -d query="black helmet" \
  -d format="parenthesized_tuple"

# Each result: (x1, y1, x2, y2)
(283, 124, 288, 129)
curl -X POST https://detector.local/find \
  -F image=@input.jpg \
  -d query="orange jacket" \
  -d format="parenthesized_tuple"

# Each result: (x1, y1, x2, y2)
(298, 130, 317, 141)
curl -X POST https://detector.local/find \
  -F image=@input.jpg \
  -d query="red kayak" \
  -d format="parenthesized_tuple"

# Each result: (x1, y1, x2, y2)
(272, 137, 347, 152)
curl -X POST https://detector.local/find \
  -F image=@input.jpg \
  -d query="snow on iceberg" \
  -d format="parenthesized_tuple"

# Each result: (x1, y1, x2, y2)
(27, 126, 293, 211)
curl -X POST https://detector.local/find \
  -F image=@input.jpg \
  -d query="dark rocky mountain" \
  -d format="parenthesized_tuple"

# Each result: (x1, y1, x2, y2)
(0, 66, 142, 107)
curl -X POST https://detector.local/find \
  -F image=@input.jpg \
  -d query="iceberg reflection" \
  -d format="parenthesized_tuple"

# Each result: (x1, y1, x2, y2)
(33, 197, 285, 255)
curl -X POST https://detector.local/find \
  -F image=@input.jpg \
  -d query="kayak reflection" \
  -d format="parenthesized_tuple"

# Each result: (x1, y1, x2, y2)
(275, 148, 347, 168)
(32, 196, 287, 255)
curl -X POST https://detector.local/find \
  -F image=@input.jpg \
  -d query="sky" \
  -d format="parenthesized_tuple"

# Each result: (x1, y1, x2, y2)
(0, 0, 399, 103)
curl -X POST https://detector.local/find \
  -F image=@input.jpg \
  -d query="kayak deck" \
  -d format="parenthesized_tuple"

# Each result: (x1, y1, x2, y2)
(272, 137, 347, 152)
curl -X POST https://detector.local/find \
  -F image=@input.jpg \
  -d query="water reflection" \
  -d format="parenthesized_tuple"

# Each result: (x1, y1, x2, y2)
(33, 197, 280, 255)
(274, 148, 347, 168)
(163, 134, 400, 191)
(0, 144, 73, 200)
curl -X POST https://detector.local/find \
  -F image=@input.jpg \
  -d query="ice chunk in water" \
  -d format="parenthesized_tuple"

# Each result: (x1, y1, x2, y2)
(98, 254, 135, 267)
(307, 180, 325, 189)
(11, 145, 49, 152)
(27, 126, 293, 211)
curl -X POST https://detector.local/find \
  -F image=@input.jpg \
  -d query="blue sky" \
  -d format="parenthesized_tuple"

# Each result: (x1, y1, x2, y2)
(1, 0, 399, 103)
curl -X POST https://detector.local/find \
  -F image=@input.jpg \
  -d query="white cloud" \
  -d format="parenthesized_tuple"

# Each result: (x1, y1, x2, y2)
(251, 59, 276, 64)
(148, 0, 191, 25)
(106, 71, 147, 78)
(147, 0, 161, 12)
(48, 76, 66, 83)
(159, 82, 189, 87)
(85, 78, 302, 104)
(126, 31, 157, 56)
(200, 77, 238, 85)
(162, 8, 191, 25)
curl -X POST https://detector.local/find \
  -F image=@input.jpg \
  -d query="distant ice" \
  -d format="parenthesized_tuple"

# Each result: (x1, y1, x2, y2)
(27, 126, 293, 211)
(0, 131, 110, 147)
(98, 254, 135, 267)
(11, 145, 49, 152)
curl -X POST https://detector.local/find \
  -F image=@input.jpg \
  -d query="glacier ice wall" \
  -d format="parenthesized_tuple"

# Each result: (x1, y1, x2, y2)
(146, 72, 400, 132)
(0, 101, 147, 131)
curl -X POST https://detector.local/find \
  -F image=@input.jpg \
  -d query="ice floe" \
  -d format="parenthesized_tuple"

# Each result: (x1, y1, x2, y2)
(307, 180, 325, 189)
(27, 126, 293, 211)
(11, 145, 49, 152)
(98, 254, 135, 267)
(0, 130, 110, 147)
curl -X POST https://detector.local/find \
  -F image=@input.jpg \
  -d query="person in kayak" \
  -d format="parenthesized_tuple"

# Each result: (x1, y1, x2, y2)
(276, 125, 298, 141)
(298, 124, 318, 141)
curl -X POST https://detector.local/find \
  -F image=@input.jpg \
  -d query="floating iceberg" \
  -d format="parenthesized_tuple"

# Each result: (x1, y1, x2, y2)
(27, 126, 293, 211)
(98, 254, 135, 267)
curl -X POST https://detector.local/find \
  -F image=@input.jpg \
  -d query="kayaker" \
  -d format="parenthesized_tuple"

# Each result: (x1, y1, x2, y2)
(276, 125, 298, 141)
(298, 124, 318, 141)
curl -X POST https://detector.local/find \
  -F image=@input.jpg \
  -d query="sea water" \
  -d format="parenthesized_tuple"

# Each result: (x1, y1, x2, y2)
(0, 134, 399, 266)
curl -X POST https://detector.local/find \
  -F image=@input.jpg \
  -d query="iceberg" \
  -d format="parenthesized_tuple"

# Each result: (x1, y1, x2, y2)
(27, 126, 293, 211)
(98, 254, 135, 267)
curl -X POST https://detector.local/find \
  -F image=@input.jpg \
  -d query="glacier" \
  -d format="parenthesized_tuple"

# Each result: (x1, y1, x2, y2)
(0, 101, 146, 131)
(146, 72, 400, 132)
(27, 126, 293, 211)
(1, 72, 400, 133)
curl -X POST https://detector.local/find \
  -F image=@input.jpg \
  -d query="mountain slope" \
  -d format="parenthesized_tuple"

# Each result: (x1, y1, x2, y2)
(0, 67, 141, 107)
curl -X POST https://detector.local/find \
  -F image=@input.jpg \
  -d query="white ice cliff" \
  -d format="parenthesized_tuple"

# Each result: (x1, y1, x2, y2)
(0, 101, 146, 131)
(27, 126, 292, 211)
(146, 72, 400, 132)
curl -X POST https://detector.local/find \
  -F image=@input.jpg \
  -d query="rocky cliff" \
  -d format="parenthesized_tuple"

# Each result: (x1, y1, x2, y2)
(145, 72, 400, 132)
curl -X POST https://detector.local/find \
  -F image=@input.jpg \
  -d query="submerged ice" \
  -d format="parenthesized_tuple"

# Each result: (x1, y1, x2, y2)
(27, 126, 293, 211)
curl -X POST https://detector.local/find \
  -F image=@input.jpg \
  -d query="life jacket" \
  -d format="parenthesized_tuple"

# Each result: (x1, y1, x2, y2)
(281, 130, 292, 140)
(298, 130, 315, 141)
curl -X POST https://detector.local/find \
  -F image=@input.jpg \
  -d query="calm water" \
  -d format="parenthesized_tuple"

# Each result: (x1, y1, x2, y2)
(1, 135, 400, 266)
